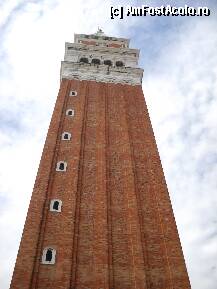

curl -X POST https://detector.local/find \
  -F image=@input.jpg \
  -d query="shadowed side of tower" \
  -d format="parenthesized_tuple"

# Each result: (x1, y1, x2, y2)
(10, 30, 191, 289)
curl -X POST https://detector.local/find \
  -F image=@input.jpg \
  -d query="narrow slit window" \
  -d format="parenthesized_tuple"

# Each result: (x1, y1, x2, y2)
(50, 199, 62, 212)
(53, 201, 59, 210)
(59, 163, 64, 170)
(42, 247, 56, 264)
(56, 161, 67, 172)
(46, 249, 53, 262)
(66, 109, 74, 116)
(69, 90, 77, 96)
(62, 132, 71, 140)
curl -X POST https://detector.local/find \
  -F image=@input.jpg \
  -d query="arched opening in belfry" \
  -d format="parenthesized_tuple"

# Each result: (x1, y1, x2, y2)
(91, 58, 100, 65)
(79, 57, 89, 63)
(104, 60, 112, 66)
(116, 61, 124, 67)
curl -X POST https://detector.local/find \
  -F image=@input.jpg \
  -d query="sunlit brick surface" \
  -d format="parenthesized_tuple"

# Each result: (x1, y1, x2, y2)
(10, 79, 191, 289)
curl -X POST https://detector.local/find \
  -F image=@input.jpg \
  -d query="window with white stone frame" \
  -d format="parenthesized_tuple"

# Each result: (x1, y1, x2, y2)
(56, 161, 67, 172)
(69, 90, 77, 96)
(41, 247, 56, 264)
(66, 109, 75, 116)
(50, 199, 62, 212)
(61, 132, 71, 140)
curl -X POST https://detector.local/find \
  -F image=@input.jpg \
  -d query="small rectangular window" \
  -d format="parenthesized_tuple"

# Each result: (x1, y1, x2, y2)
(69, 90, 77, 96)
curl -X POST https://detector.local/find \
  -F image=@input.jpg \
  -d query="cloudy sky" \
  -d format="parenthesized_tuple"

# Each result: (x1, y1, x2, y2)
(0, 0, 216, 288)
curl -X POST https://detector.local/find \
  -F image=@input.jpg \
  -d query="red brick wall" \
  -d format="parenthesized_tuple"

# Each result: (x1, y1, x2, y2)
(107, 43, 122, 48)
(10, 79, 191, 289)
(81, 40, 96, 46)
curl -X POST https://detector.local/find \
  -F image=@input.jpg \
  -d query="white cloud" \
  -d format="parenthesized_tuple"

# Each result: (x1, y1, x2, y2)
(0, 0, 24, 27)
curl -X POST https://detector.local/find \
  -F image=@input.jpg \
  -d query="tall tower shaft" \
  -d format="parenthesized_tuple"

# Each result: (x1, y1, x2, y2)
(10, 30, 191, 289)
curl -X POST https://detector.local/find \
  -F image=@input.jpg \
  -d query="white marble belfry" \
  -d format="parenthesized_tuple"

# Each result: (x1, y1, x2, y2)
(60, 29, 143, 85)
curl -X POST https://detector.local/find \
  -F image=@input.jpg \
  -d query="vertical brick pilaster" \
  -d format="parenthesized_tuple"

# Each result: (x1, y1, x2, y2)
(10, 80, 191, 289)
(10, 79, 70, 289)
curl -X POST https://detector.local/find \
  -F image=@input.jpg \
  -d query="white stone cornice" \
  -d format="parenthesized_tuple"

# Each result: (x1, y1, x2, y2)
(65, 42, 139, 56)
(62, 33, 143, 85)
(60, 62, 143, 85)
(74, 33, 130, 48)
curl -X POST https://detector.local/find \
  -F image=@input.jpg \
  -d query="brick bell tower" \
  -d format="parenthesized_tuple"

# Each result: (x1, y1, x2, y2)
(10, 29, 191, 289)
